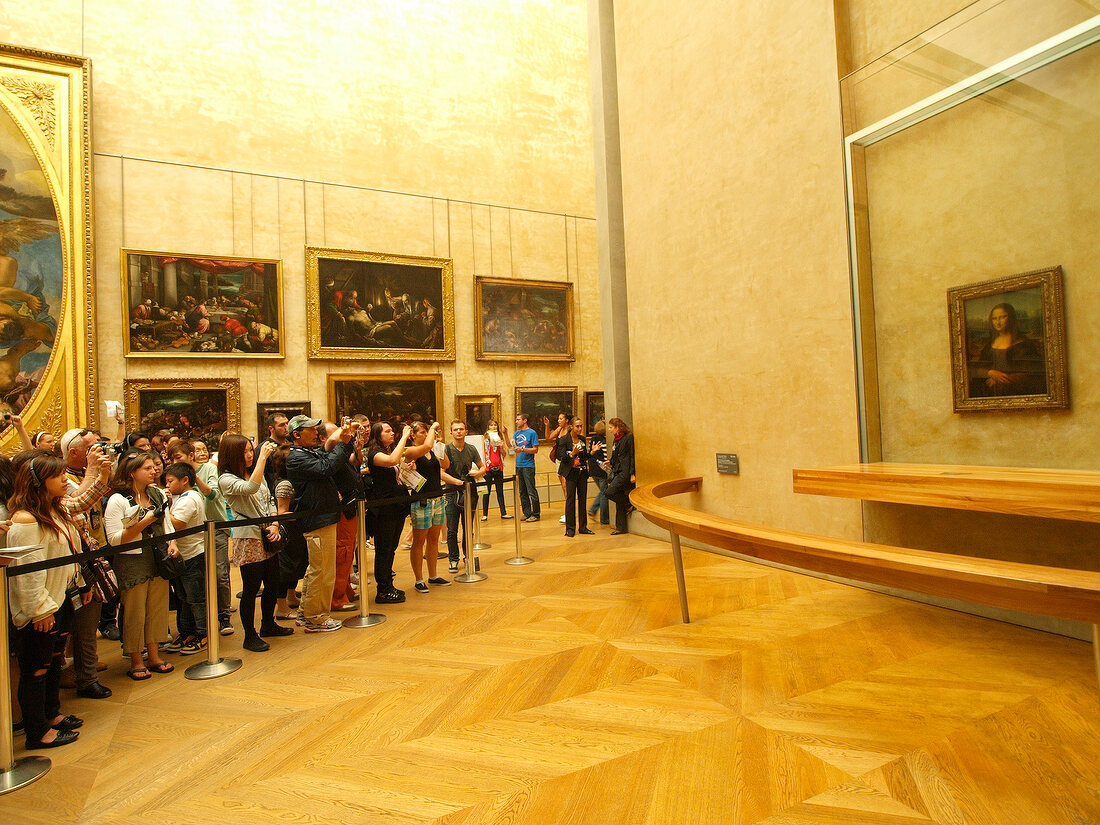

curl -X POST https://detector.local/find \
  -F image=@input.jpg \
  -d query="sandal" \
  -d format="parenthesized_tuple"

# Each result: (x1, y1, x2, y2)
(127, 667, 152, 681)
(148, 662, 174, 674)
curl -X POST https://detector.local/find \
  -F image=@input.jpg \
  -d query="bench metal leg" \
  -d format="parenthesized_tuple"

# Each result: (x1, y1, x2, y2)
(669, 527, 690, 623)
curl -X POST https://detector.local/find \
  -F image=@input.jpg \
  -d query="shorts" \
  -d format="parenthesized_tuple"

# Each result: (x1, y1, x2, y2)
(410, 496, 445, 530)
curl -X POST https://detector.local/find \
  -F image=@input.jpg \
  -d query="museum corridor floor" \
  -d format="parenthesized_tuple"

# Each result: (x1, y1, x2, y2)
(5, 509, 1099, 825)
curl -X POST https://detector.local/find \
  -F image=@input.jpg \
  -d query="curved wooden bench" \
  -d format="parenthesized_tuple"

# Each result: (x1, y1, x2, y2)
(630, 477, 1100, 686)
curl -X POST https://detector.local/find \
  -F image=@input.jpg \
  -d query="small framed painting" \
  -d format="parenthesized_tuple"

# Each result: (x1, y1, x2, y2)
(948, 266, 1068, 412)
(514, 386, 577, 439)
(328, 374, 443, 426)
(454, 394, 501, 435)
(256, 401, 312, 436)
(124, 378, 241, 445)
(584, 391, 605, 432)
(475, 276, 574, 361)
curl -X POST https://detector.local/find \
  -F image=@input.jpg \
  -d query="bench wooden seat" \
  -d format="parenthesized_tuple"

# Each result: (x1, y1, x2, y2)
(630, 477, 1100, 686)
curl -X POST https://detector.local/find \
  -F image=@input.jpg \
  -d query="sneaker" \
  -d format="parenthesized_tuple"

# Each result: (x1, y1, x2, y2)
(480, 515, 488, 522)
(99, 624, 121, 641)
(559, 515, 566, 524)
(524, 515, 539, 522)
(219, 620, 234, 636)
(163, 635, 187, 653)
(414, 581, 429, 594)
(501, 513, 513, 519)
(448, 561, 459, 572)
(427, 577, 451, 587)
(303, 618, 342, 633)
(179, 636, 208, 656)
(375, 587, 406, 604)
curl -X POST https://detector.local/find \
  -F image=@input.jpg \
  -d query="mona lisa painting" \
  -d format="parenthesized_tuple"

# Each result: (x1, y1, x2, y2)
(948, 266, 1068, 412)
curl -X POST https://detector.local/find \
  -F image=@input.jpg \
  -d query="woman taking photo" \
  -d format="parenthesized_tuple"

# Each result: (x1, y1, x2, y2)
(480, 419, 512, 521)
(405, 421, 463, 593)
(217, 434, 292, 651)
(104, 451, 177, 680)
(365, 421, 411, 604)
(604, 417, 636, 535)
(556, 417, 593, 537)
(8, 451, 111, 748)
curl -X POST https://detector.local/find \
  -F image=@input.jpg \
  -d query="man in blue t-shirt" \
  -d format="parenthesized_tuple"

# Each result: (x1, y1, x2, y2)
(512, 412, 541, 521)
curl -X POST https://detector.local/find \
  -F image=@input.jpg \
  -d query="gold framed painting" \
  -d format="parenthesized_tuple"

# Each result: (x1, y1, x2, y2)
(123, 378, 241, 446)
(948, 266, 1068, 412)
(256, 401, 311, 437)
(328, 373, 443, 425)
(0, 44, 95, 445)
(455, 394, 501, 435)
(584, 391, 605, 432)
(514, 386, 577, 437)
(306, 246, 454, 360)
(475, 276, 574, 361)
(121, 250, 284, 357)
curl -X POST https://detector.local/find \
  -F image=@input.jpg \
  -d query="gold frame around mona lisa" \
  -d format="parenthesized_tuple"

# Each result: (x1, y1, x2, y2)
(0, 44, 95, 447)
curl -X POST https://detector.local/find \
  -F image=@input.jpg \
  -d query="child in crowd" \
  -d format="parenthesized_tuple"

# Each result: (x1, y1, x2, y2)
(163, 462, 209, 655)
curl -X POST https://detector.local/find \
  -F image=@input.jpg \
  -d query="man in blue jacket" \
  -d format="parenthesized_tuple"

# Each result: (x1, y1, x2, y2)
(286, 415, 360, 633)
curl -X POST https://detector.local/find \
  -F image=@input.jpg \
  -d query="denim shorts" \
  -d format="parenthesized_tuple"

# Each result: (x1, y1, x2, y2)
(410, 497, 444, 529)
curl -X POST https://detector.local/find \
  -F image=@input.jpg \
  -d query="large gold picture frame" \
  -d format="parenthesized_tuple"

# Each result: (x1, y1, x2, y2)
(514, 386, 578, 437)
(328, 373, 443, 425)
(123, 378, 241, 447)
(475, 276, 574, 361)
(121, 249, 284, 357)
(454, 393, 501, 435)
(0, 44, 95, 447)
(306, 246, 455, 361)
(948, 266, 1068, 412)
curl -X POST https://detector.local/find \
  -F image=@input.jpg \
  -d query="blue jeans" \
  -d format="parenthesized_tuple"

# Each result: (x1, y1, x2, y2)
(445, 489, 477, 563)
(176, 553, 208, 638)
(588, 476, 609, 524)
(516, 466, 540, 518)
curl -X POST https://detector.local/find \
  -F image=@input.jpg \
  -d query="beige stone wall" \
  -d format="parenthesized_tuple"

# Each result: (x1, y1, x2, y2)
(1, 1, 599, 435)
(610, 0, 862, 537)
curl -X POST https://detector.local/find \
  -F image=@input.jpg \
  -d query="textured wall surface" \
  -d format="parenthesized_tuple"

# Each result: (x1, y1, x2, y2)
(0, 0, 599, 434)
(610, 0, 862, 537)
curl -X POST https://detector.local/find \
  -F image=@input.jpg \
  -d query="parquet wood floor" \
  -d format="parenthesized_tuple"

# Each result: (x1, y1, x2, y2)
(4, 510, 1099, 824)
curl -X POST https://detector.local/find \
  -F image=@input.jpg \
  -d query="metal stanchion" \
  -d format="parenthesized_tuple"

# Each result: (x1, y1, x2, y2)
(0, 566, 51, 793)
(471, 479, 491, 552)
(454, 482, 486, 583)
(344, 500, 385, 628)
(505, 477, 532, 566)
(185, 523, 242, 680)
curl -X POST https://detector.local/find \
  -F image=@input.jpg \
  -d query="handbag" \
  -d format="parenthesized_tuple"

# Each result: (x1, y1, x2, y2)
(153, 536, 187, 580)
(262, 523, 286, 555)
(65, 530, 118, 603)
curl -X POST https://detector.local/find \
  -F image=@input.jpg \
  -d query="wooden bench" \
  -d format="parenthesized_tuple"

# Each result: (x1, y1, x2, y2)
(630, 477, 1100, 687)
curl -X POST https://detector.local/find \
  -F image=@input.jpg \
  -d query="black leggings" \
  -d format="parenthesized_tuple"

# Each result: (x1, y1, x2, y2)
(373, 512, 405, 591)
(278, 527, 309, 594)
(240, 554, 280, 634)
(16, 600, 74, 743)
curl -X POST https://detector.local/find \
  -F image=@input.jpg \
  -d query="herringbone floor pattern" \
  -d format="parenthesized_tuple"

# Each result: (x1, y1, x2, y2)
(4, 510, 1099, 824)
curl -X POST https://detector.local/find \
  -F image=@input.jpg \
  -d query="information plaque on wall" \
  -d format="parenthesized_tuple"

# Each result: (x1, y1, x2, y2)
(716, 453, 739, 475)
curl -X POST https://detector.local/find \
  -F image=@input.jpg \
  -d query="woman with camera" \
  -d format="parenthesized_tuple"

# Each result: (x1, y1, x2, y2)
(7, 451, 111, 748)
(103, 450, 176, 680)
(218, 434, 291, 651)
(556, 417, 593, 537)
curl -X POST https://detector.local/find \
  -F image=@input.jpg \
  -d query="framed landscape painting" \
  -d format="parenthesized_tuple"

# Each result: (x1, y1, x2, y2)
(455, 394, 501, 435)
(948, 266, 1067, 412)
(514, 386, 577, 437)
(475, 276, 574, 361)
(123, 378, 241, 447)
(121, 250, 283, 357)
(328, 374, 443, 425)
(306, 246, 454, 360)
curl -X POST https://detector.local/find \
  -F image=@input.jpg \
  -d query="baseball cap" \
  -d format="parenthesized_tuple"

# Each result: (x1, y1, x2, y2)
(287, 415, 323, 433)
(59, 428, 92, 456)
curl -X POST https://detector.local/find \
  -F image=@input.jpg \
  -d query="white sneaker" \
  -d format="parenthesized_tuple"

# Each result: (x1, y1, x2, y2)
(304, 618, 342, 633)
(559, 515, 566, 524)
(480, 515, 488, 522)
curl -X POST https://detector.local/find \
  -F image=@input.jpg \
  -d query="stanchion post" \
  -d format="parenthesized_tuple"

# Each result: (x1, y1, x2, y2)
(344, 500, 385, 628)
(669, 526, 691, 624)
(505, 476, 532, 566)
(454, 481, 486, 583)
(471, 479, 491, 551)
(185, 522, 242, 680)
(0, 565, 51, 793)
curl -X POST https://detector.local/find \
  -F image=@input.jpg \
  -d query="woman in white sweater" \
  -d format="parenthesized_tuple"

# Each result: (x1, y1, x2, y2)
(7, 452, 110, 749)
